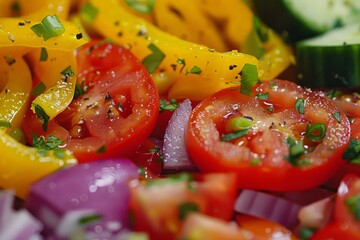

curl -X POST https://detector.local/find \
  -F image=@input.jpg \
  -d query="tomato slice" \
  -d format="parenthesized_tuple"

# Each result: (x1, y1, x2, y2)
(129, 173, 239, 239)
(186, 79, 351, 191)
(23, 40, 159, 162)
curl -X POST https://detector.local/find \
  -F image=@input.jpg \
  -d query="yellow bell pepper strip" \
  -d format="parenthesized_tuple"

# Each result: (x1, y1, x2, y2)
(153, 0, 228, 52)
(0, 0, 70, 19)
(0, 54, 32, 129)
(27, 49, 78, 121)
(0, 128, 77, 198)
(0, 15, 87, 120)
(80, 0, 258, 99)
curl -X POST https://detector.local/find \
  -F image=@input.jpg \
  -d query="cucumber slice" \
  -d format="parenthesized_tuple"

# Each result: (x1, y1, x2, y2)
(253, 0, 360, 42)
(296, 24, 360, 89)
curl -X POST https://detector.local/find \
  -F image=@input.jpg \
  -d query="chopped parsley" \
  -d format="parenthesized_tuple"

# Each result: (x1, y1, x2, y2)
(78, 214, 102, 225)
(125, 0, 155, 14)
(178, 202, 199, 220)
(285, 137, 306, 166)
(31, 15, 65, 41)
(333, 112, 341, 123)
(0, 120, 12, 128)
(61, 66, 74, 82)
(32, 134, 66, 158)
(221, 129, 249, 142)
(142, 43, 165, 74)
(74, 81, 87, 99)
(344, 194, 360, 220)
(39, 47, 48, 61)
(186, 65, 202, 75)
(160, 98, 178, 112)
(97, 145, 106, 153)
(256, 92, 269, 100)
(343, 138, 360, 164)
(295, 98, 306, 114)
(32, 81, 46, 97)
(240, 63, 259, 96)
(33, 103, 50, 131)
(177, 58, 186, 73)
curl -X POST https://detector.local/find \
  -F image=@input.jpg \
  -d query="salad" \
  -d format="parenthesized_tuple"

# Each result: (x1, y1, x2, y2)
(0, 0, 360, 239)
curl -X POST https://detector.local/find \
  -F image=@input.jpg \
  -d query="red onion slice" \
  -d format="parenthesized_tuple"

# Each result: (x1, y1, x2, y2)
(163, 99, 196, 171)
(0, 190, 43, 240)
(234, 189, 302, 230)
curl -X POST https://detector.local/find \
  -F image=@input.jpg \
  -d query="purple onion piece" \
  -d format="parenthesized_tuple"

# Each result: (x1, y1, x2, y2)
(234, 189, 302, 230)
(163, 99, 196, 172)
(25, 158, 139, 238)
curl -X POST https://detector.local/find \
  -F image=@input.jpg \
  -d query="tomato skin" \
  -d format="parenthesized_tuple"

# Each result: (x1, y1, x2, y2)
(310, 223, 360, 240)
(186, 79, 351, 191)
(23, 40, 159, 162)
(129, 173, 239, 240)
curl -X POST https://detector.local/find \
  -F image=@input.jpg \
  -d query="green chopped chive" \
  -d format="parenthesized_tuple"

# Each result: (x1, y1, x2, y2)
(125, 0, 155, 14)
(31, 15, 65, 41)
(33, 103, 50, 131)
(160, 98, 178, 112)
(142, 43, 165, 74)
(78, 214, 102, 225)
(178, 202, 199, 220)
(80, 2, 99, 22)
(295, 98, 306, 114)
(343, 138, 360, 164)
(299, 227, 315, 240)
(97, 145, 106, 153)
(333, 112, 341, 123)
(344, 194, 360, 220)
(39, 47, 48, 61)
(267, 106, 274, 112)
(250, 158, 261, 166)
(230, 117, 254, 131)
(221, 129, 249, 142)
(326, 89, 342, 99)
(305, 123, 326, 142)
(32, 81, 46, 97)
(285, 137, 306, 166)
(186, 65, 202, 75)
(240, 63, 259, 96)
(256, 92, 269, 100)
(146, 173, 192, 187)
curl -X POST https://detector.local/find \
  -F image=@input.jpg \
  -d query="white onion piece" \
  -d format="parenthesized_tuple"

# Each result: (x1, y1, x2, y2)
(298, 196, 334, 229)
(163, 99, 196, 171)
(0, 191, 43, 240)
(234, 189, 302, 230)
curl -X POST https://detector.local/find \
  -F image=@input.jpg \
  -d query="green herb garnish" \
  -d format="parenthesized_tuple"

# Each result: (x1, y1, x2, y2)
(186, 65, 202, 75)
(80, 2, 99, 22)
(240, 63, 259, 96)
(178, 202, 199, 220)
(256, 92, 269, 100)
(31, 15, 65, 41)
(344, 194, 360, 220)
(295, 98, 306, 114)
(221, 129, 249, 142)
(39, 47, 48, 61)
(285, 137, 305, 166)
(333, 112, 341, 123)
(32, 134, 66, 158)
(305, 123, 326, 142)
(160, 98, 178, 112)
(33, 103, 50, 131)
(142, 43, 165, 74)
(78, 214, 102, 225)
(32, 81, 46, 97)
(343, 138, 360, 164)
(0, 120, 12, 128)
(97, 145, 106, 153)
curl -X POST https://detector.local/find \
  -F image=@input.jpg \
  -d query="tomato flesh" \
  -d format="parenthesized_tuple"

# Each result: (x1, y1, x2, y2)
(186, 79, 351, 191)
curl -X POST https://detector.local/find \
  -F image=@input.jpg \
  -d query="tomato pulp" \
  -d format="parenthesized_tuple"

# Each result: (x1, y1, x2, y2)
(186, 79, 351, 191)
(23, 41, 159, 162)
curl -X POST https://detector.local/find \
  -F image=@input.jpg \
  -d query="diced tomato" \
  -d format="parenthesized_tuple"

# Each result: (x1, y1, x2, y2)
(186, 79, 351, 191)
(129, 172, 239, 239)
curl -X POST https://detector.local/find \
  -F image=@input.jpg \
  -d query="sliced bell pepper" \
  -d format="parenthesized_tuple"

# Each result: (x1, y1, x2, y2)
(0, 54, 32, 128)
(0, 128, 77, 198)
(80, 0, 259, 99)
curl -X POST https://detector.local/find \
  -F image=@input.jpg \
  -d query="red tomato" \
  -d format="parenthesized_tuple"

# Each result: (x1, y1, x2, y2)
(236, 215, 297, 240)
(312, 174, 360, 239)
(178, 213, 253, 240)
(186, 79, 351, 191)
(129, 173, 239, 240)
(350, 117, 360, 140)
(129, 138, 163, 179)
(23, 40, 159, 162)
